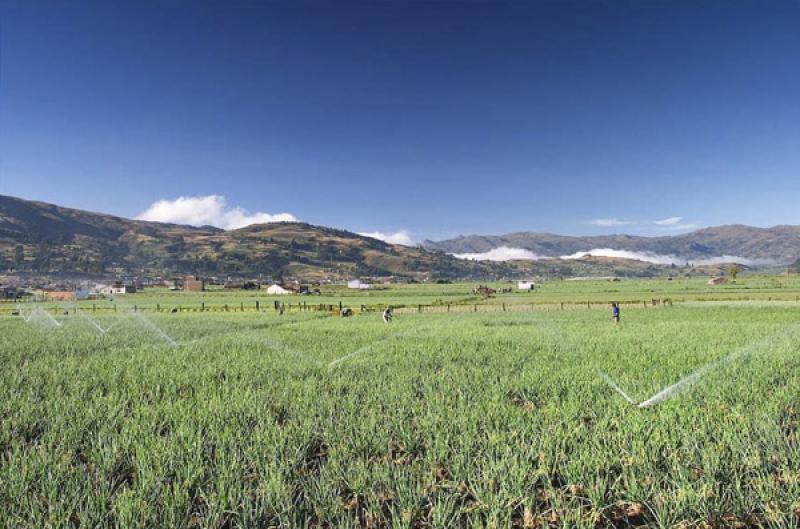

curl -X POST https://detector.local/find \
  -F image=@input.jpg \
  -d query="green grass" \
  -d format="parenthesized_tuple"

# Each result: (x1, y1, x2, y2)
(2, 287, 800, 527)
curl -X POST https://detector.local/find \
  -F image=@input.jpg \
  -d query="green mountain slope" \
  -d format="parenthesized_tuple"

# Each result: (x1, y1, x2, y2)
(0, 195, 492, 280)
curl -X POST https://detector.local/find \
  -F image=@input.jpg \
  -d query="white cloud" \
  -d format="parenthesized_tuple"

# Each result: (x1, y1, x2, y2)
(586, 216, 700, 232)
(589, 218, 633, 227)
(692, 255, 777, 267)
(136, 195, 297, 230)
(561, 249, 778, 267)
(654, 216, 683, 226)
(358, 230, 414, 246)
(561, 248, 682, 265)
(452, 247, 548, 261)
(652, 216, 699, 231)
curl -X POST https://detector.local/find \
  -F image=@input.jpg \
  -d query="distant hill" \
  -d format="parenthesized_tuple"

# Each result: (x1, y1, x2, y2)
(2, 194, 793, 281)
(0, 195, 493, 281)
(424, 225, 800, 266)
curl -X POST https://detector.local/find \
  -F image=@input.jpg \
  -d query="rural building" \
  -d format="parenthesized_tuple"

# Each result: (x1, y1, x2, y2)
(517, 280, 536, 291)
(45, 291, 76, 301)
(1, 286, 28, 300)
(99, 282, 137, 295)
(347, 279, 372, 290)
(183, 275, 205, 292)
(225, 280, 258, 290)
(707, 276, 729, 285)
(266, 284, 291, 295)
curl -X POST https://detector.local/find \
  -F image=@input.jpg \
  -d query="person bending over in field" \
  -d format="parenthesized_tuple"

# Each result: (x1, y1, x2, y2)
(383, 306, 393, 324)
(611, 302, 620, 324)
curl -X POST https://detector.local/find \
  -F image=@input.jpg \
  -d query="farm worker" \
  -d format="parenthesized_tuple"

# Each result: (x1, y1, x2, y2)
(383, 306, 393, 324)
(611, 302, 620, 323)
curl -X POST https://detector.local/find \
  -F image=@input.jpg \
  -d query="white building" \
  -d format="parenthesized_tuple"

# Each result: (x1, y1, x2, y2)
(517, 280, 536, 291)
(347, 279, 371, 290)
(266, 284, 291, 295)
(98, 284, 135, 295)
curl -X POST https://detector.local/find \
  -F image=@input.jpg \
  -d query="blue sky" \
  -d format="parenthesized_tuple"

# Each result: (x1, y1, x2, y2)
(1, 1, 799, 243)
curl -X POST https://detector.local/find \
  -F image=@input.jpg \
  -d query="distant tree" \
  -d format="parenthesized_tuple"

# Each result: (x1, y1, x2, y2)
(729, 264, 741, 280)
(167, 236, 186, 254)
(33, 242, 51, 272)
(14, 245, 24, 266)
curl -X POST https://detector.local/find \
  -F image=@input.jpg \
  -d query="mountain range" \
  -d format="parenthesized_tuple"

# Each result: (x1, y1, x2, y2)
(423, 225, 800, 266)
(2, 194, 798, 281)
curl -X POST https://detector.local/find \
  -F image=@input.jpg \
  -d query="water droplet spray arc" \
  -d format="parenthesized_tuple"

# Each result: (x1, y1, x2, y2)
(597, 325, 800, 408)
(129, 310, 177, 346)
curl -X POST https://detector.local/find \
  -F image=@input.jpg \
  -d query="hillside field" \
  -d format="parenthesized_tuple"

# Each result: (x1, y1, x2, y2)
(2, 278, 800, 528)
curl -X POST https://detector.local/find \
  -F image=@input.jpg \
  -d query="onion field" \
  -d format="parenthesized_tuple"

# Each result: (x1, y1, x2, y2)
(2, 293, 800, 528)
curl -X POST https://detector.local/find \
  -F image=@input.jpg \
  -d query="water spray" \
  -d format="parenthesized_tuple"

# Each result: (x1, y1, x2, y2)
(636, 325, 799, 408)
(254, 335, 322, 366)
(37, 306, 62, 327)
(17, 304, 34, 323)
(129, 311, 177, 346)
(328, 340, 384, 369)
(598, 325, 800, 409)
(328, 330, 416, 369)
(596, 370, 636, 405)
(73, 305, 117, 335)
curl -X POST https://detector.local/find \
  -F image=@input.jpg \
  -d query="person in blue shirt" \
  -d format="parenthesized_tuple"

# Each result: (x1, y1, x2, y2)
(612, 302, 620, 324)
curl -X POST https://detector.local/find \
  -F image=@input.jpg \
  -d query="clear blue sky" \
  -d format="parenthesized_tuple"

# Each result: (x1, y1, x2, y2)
(1, 1, 799, 241)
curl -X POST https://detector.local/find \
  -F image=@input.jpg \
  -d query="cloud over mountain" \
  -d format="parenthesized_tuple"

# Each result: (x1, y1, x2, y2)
(136, 195, 297, 230)
(452, 247, 547, 261)
(357, 230, 414, 246)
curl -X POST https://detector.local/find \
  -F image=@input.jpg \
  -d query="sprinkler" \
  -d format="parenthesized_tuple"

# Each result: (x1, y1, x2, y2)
(597, 370, 636, 406)
(328, 330, 417, 369)
(598, 325, 800, 409)
(129, 311, 177, 346)
(74, 305, 116, 334)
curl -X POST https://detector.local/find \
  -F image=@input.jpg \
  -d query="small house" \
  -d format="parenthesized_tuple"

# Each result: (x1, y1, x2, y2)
(99, 282, 137, 295)
(347, 279, 371, 290)
(517, 280, 536, 291)
(45, 291, 76, 301)
(183, 276, 205, 292)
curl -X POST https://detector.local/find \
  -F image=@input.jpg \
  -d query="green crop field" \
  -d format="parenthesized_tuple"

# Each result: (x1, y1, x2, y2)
(2, 280, 800, 528)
